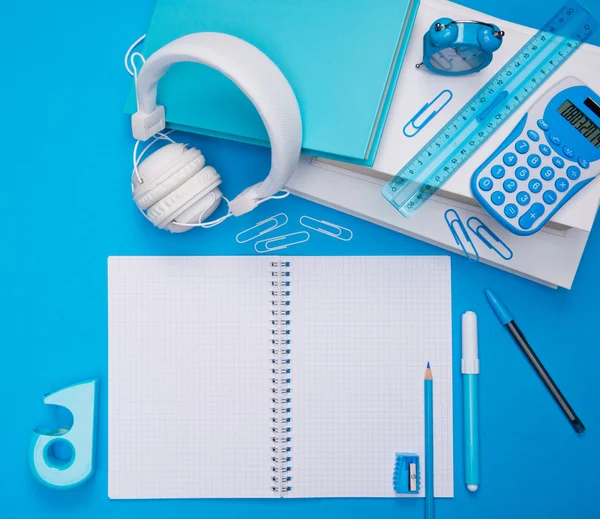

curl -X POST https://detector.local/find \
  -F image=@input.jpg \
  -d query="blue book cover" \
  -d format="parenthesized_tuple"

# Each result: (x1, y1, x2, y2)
(124, 0, 420, 164)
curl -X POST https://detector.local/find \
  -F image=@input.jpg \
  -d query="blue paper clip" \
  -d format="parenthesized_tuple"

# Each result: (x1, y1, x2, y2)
(466, 217, 514, 261)
(444, 209, 479, 262)
(403, 89, 453, 138)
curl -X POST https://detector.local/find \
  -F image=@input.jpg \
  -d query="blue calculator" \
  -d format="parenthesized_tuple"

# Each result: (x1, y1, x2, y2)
(472, 77, 600, 235)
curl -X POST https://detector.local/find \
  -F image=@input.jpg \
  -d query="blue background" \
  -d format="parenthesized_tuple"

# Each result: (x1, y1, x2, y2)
(1, 0, 599, 517)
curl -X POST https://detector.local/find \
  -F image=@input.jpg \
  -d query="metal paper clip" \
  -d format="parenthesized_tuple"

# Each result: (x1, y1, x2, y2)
(255, 231, 310, 254)
(466, 217, 513, 261)
(403, 89, 453, 138)
(444, 209, 479, 262)
(236, 213, 288, 243)
(299, 216, 353, 241)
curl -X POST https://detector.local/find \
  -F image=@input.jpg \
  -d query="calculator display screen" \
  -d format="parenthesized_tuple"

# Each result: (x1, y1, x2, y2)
(558, 100, 600, 148)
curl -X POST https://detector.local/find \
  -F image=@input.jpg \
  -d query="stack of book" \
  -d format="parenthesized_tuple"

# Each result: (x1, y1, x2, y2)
(287, 0, 600, 289)
(125, 0, 600, 288)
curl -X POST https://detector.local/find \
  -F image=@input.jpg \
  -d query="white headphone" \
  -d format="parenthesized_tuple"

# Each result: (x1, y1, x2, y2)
(129, 32, 302, 233)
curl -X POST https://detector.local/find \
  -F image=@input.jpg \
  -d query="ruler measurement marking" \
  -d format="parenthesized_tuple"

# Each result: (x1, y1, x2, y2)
(388, 3, 576, 192)
(402, 35, 584, 213)
(382, 1, 596, 216)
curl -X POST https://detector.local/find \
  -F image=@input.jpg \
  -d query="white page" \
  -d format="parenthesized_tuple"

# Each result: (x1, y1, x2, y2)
(108, 256, 453, 499)
(108, 256, 275, 498)
(288, 256, 453, 497)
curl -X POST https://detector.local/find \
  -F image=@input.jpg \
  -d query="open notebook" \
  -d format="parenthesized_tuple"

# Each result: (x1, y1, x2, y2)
(108, 256, 453, 499)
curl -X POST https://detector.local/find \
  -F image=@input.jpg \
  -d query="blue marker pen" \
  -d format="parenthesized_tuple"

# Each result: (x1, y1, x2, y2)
(462, 311, 480, 492)
(485, 289, 585, 433)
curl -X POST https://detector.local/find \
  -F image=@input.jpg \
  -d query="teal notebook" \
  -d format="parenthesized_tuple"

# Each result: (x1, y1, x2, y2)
(124, 0, 420, 164)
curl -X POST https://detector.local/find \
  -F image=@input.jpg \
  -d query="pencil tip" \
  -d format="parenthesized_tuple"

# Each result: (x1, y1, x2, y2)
(425, 363, 433, 380)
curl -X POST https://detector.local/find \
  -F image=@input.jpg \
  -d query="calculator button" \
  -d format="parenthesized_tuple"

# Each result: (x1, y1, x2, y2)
(549, 134, 561, 146)
(528, 179, 542, 193)
(518, 203, 545, 230)
(527, 129, 540, 142)
(527, 154, 541, 168)
(503, 152, 518, 167)
(537, 119, 549, 131)
(478, 177, 493, 191)
(563, 146, 574, 158)
(567, 166, 581, 180)
(504, 204, 519, 219)
(555, 178, 569, 192)
(515, 166, 529, 181)
(516, 191, 531, 206)
(491, 191, 505, 205)
(491, 165, 505, 179)
(503, 179, 518, 193)
(515, 140, 530, 154)
(543, 190, 557, 205)
(539, 144, 551, 156)
(552, 156, 564, 168)
(540, 167, 555, 181)
(578, 157, 590, 169)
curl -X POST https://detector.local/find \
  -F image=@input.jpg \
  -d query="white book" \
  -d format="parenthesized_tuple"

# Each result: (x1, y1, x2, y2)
(108, 256, 453, 499)
(287, 156, 590, 289)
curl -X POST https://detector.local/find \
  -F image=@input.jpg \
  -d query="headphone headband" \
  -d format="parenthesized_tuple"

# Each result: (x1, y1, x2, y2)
(132, 32, 302, 215)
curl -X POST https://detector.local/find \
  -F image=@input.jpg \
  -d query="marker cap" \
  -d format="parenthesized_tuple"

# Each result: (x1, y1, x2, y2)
(462, 311, 479, 374)
(484, 288, 513, 325)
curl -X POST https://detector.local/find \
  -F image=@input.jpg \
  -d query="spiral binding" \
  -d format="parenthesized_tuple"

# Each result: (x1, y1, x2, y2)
(270, 261, 292, 495)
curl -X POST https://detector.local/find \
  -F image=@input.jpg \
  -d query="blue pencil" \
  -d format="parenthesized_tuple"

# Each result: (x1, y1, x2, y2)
(425, 362, 434, 519)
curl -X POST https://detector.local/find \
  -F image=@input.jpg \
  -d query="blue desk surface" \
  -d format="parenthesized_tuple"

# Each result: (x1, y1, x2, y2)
(2, 0, 600, 517)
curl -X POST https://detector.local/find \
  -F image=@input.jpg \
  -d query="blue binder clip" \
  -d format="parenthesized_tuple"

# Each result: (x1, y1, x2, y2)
(403, 89, 453, 138)
(467, 216, 514, 260)
(444, 209, 479, 262)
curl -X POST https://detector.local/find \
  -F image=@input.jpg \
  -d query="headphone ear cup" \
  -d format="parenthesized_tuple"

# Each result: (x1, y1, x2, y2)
(166, 188, 223, 233)
(429, 18, 458, 47)
(477, 25, 503, 53)
(132, 143, 205, 211)
(146, 166, 221, 229)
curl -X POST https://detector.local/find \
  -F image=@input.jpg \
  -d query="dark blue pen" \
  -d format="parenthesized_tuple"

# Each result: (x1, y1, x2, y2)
(485, 289, 585, 433)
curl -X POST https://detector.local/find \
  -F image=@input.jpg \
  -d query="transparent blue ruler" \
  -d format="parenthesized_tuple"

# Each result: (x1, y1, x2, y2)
(381, 0, 598, 217)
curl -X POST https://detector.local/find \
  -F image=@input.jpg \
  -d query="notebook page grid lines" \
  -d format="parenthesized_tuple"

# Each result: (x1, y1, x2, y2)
(108, 256, 453, 499)
(108, 256, 275, 498)
(288, 256, 453, 498)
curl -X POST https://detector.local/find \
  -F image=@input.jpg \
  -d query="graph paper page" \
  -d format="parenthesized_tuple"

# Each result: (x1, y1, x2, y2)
(108, 256, 453, 499)
(288, 256, 453, 498)
(108, 256, 275, 498)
